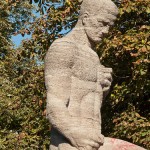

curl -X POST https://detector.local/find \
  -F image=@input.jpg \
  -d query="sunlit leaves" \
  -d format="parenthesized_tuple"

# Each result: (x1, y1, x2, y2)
(0, 1, 50, 149)
(0, 0, 81, 149)
(100, 0, 150, 149)
(18, 0, 80, 62)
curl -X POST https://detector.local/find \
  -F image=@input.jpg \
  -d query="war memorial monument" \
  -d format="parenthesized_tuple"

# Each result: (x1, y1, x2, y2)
(44, 0, 146, 149)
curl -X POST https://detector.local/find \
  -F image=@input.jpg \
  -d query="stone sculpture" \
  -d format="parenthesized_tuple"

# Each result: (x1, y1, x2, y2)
(44, 0, 146, 150)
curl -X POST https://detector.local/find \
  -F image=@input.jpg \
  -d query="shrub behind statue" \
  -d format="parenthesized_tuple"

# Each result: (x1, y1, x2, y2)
(44, 0, 146, 150)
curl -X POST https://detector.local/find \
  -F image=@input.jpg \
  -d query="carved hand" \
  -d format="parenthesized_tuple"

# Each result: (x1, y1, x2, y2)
(79, 146, 99, 150)
(98, 67, 112, 98)
(65, 127, 104, 150)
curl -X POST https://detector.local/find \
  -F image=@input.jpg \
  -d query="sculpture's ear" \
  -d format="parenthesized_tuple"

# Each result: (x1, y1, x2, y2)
(78, 0, 83, 3)
(82, 12, 89, 25)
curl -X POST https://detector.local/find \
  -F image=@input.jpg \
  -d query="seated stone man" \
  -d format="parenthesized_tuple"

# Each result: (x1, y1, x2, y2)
(44, 0, 118, 150)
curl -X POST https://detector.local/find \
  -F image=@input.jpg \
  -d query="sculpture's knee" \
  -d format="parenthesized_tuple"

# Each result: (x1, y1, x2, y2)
(50, 128, 74, 150)
(50, 144, 58, 150)
(58, 143, 77, 150)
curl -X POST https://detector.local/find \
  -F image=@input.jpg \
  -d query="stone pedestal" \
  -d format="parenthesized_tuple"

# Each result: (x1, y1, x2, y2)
(99, 137, 146, 150)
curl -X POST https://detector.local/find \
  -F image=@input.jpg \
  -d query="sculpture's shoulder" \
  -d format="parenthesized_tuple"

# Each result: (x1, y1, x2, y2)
(49, 38, 77, 53)
(45, 38, 77, 69)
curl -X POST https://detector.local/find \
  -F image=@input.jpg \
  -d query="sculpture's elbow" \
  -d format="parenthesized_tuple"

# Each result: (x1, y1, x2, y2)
(46, 93, 66, 115)
(46, 93, 69, 125)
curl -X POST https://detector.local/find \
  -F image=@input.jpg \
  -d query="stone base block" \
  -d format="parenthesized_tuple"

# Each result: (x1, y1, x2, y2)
(99, 137, 146, 150)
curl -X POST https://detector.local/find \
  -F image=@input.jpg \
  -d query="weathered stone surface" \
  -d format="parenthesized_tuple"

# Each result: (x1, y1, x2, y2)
(99, 137, 146, 150)
(44, 0, 146, 150)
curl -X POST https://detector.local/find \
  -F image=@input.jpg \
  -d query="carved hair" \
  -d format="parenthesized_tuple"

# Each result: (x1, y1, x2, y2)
(79, 0, 118, 19)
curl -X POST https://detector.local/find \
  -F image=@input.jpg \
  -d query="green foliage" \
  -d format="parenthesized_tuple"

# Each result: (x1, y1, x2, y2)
(21, 0, 80, 61)
(0, 1, 50, 149)
(99, 0, 150, 149)
(0, 0, 80, 149)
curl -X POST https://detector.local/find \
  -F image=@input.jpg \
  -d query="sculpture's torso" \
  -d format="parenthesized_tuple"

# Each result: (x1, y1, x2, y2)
(68, 42, 103, 130)
(45, 38, 103, 130)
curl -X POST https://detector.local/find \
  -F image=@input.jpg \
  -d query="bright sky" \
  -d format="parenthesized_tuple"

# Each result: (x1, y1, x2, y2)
(11, 1, 64, 47)
(11, 34, 31, 47)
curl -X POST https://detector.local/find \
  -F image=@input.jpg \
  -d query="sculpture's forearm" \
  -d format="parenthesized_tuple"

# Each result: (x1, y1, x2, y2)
(46, 93, 77, 139)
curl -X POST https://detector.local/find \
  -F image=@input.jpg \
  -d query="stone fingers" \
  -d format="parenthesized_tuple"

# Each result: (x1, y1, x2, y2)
(103, 73, 112, 82)
(98, 134, 104, 145)
(58, 143, 77, 150)
(86, 140, 100, 148)
(79, 146, 92, 150)
(86, 146, 94, 150)
(79, 146, 99, 150)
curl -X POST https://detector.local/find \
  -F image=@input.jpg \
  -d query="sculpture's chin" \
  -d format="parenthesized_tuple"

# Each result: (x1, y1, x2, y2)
(99, 137, 146, 150)
(95, 38, 102, 43)
(90, 37, 102, 44)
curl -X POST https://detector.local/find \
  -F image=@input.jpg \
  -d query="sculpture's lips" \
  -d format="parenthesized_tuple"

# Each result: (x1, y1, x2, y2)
(98, 35, 102, 38)
(99, 32, 108, 38)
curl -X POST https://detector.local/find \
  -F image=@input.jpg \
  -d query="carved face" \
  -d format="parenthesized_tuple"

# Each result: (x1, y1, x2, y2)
(83, 13, 117, 43)
(80, 0, 118, 43)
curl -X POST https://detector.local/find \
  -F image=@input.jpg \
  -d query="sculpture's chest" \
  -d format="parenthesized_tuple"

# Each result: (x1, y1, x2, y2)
(72, 48, 100, 82)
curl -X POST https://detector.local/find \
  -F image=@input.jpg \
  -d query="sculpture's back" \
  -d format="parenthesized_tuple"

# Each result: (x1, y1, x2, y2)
(45, 0, 146, 150)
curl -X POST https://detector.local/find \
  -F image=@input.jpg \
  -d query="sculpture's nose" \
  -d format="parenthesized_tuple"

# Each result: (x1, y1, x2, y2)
(101, 27, 109, 36)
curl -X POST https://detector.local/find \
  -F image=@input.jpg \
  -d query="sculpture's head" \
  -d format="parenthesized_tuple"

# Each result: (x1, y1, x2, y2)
(79, 0, 118, 43)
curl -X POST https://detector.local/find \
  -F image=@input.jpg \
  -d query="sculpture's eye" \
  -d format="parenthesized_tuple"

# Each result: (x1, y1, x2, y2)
(98, 22, 103, 27)
(102, 21, 109, 26)
(97, 18, 109, 27)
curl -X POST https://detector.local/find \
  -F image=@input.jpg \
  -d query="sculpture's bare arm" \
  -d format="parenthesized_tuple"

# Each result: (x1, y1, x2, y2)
(45, 43, 75, 134)
(45, 43, 103, 149)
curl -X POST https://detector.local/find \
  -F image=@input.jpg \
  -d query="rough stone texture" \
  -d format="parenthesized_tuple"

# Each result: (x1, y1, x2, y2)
(44, 0, 146, 150)
(99, 137, 146, 150)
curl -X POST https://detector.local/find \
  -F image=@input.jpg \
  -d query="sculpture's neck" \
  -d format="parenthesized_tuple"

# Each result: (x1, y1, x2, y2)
(65, 20, 95, 49)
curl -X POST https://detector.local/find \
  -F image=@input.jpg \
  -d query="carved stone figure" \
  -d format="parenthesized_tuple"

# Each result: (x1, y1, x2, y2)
(44, 0, 146, 150)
